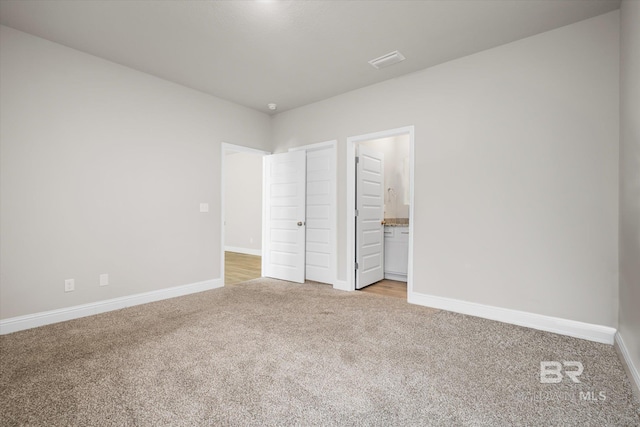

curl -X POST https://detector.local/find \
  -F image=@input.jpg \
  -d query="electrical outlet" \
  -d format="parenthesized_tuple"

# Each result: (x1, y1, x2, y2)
(64, 279, 75, 292)
(200, 203, 209, 212)
(99, 273, 109, 287)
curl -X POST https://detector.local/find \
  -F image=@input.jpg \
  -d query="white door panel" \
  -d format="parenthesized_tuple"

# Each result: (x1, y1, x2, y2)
(362, 228, 382, 246)
(271, 183, 297, 198)
(264, 151, 306, 283)
(270, 206, 297, 218)
(307, 181, 330, 196)
(304, 148, 335, 284)
(356, 146, 384, 289)
(307, 204, 329, 218)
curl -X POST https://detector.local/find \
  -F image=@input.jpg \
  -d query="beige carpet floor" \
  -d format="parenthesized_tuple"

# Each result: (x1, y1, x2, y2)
(1, 278, 638, 426)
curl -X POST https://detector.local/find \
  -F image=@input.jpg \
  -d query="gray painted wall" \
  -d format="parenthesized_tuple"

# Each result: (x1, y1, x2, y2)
(0, 25, 271, 319)
(224, 151, 263, 253)
(272, 11, 620, 327)
(619, 0, 640, 387)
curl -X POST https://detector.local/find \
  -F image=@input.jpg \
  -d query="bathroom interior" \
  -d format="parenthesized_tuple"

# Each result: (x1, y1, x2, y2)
(359, 134, 410, 289)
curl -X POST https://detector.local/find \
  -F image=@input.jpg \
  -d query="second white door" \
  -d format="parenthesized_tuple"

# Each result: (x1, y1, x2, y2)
(304, 147, 335, 284)
(356, 145, 385, 289)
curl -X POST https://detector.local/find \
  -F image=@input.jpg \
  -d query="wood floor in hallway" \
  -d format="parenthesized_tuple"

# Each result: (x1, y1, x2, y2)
(225, 251, 407, 300)
(225, 251, 261, 285)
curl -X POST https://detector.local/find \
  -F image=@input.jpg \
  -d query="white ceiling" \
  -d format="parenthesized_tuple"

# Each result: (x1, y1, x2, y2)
(0, 0, 620, 114)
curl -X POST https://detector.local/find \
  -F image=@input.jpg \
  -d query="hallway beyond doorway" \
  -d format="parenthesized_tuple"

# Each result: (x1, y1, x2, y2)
(225, 251, 261, 285)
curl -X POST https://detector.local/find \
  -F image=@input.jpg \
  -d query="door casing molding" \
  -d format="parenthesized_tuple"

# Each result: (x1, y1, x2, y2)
(346, 126, 415, 296)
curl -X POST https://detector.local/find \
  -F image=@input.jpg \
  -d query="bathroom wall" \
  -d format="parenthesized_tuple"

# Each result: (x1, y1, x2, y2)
(360, 135, 410, 219)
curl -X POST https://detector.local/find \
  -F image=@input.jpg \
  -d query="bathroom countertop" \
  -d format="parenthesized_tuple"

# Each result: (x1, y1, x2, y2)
(384, 218, 409, 227)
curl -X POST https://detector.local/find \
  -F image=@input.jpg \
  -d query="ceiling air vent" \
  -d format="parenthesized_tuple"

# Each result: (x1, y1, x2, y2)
(368, 51, 406, 70)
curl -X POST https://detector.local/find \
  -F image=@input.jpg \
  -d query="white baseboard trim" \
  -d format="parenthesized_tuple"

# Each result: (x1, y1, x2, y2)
(333, 280, 350, 292)
(0, 278, 223, 335)
(224, 246, 262, 256)
(408, 291, 616, 344)
(615, 332, 640, 399)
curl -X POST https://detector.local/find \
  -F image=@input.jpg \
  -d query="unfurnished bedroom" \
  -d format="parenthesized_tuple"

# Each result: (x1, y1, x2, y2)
(0, 0, 638, 425)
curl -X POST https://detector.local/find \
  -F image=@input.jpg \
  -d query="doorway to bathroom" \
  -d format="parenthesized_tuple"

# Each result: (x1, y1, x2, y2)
(346, 126, 414, 300)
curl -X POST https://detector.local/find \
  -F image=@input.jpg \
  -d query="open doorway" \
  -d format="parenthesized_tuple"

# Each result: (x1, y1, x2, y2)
(221, 143, 270, 285)
(225, 141, 337, 287)
(346, 126, 415, 300)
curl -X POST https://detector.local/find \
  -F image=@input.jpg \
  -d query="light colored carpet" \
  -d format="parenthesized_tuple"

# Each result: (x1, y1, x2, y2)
(1, 278, 638, 426)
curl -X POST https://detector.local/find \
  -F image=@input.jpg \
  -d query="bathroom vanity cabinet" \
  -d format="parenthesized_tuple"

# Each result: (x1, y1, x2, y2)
(383, 225, 409, 282)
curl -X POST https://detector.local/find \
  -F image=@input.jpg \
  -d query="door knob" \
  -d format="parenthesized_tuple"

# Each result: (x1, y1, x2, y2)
(297, 221, 304, 226)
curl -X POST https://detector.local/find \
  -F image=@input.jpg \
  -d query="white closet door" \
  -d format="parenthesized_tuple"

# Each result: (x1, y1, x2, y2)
(356, 145, 384, 289)
(263, 151, 306, 283)
(305, 148, 335, 284)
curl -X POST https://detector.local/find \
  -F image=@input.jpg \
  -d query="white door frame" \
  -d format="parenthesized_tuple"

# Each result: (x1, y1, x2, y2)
(220, 142, 270, 285)
(289, 140, 338, 287)
(346, 126, 415, 296)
